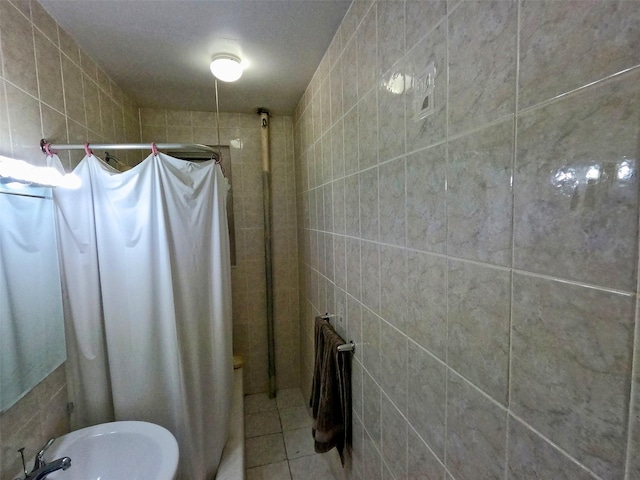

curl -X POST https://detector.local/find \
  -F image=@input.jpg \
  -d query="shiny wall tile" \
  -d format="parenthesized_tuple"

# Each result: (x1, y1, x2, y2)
(295, 0, 640, 478)
(514, 71, 640, 291)
(507, 416, 595, 480)
(448, 0, 517, 136)
(0, 1, 38, 97)
(446, 371, 507, 480)
(519, 0, 640, 109)
(447, 260, 510, 405)
(511, 274, 635, 478)
(405, 22, 447, 154)
(447, 120, 514, 266)
(405, 143, 446, 253)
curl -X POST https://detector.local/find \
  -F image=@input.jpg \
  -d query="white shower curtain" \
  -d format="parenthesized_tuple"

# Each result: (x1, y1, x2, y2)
(52, 152, 233, 479)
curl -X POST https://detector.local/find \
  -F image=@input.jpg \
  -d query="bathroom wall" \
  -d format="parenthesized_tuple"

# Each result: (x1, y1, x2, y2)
(0, 2, 300, 476)
(0, 0, 140, 478)
(295, 1, 640, 479)
(139, 108, 299, 395)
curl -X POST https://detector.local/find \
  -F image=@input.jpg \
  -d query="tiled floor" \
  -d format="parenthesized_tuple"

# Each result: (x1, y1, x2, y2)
(244, 388, 339, 480)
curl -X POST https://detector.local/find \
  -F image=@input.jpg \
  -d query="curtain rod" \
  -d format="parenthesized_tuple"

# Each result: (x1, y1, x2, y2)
(40, 139, 217, 154)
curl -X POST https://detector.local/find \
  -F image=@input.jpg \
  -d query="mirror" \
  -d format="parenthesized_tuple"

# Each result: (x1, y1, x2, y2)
(0, 185, 66, 412)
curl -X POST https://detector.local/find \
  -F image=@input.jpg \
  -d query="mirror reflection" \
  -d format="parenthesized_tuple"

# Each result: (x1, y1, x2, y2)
(0, 184, 67, 413)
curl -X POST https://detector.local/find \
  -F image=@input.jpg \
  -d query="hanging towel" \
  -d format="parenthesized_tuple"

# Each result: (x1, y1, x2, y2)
(309, 316, 352, 465)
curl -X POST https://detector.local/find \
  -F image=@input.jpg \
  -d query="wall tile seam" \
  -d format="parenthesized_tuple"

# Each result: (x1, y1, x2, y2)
(328, 35, 343, 72)
(362, 421, 385, 470)
(446, 0, 465, 19)
(0, 75, 49, 111)
(407, 420, 447, 472)
(0, 13, 5, 80)
(303, 33, 640, 165)
(446, 113, 515, 145)
(6, 0, 31, 23)
(32, 19, 60, 48)
(304, 79, 378, 140)
(358, 330, 600, 479)
(516, 63, 640, 118)
(370, 338, 600, 479)
(504, 1, 522, 475)
(507, 410, 604, 480)
(305, 260, 635, 403)
(304, 223, 639, 296)
(339, 8, 356, 48)
(301, 265, 631, 479)
(511, 268, 636, 298)
(443, 0, 451, 465)
(623, 201, 640, 479)
(83, 70, 113, 99)
(0, 79, 11, 158)
(403, 4, 448, 59)
(308, 284, 471, 409)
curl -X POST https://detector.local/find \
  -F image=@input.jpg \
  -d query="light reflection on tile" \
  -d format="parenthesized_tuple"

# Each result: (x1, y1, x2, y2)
(514, 71, 640, 291)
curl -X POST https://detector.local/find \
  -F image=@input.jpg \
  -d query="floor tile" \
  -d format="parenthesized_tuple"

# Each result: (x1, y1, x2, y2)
(280, 405, 313, 431)
(289, 454, 334, 480)
(277, 388, 306, 409)
(245, 409, 282, 438)
(245, 392, 278, 414)
(284, 427, 317, 459)
(246, 460, 292, 480)
(245, 433, 287, 468)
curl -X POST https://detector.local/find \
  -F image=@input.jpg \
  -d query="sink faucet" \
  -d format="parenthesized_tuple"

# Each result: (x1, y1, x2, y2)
(15, 438, 72, 480)
(22, 457, 71, 480)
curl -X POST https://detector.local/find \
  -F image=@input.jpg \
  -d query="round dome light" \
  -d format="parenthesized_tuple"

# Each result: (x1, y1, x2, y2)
(209, 54, 243, 82)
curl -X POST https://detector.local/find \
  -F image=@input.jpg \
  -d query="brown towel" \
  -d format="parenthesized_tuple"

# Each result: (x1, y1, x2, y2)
(309, 316, 352, 465)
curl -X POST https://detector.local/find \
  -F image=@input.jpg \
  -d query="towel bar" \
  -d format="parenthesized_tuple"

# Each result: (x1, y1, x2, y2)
(322, 314, 355, 353)
(337, 340, 355, 353)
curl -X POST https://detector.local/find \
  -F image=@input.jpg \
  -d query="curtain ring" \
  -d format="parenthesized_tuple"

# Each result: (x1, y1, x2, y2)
(84, 143, 92, 157)
(151, 142, 159, 156)
(212, 152, 225, 176)
(44, 143, 55, 156)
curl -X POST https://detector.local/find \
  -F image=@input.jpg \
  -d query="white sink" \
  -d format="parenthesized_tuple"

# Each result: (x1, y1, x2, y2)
(46, 421, 179, 480)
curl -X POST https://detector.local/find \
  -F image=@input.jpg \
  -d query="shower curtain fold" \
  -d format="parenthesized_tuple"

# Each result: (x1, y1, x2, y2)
(53, 152, 233, 479)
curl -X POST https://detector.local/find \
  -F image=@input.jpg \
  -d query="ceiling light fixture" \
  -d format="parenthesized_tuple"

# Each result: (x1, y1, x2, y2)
(209, 54, 243, 82)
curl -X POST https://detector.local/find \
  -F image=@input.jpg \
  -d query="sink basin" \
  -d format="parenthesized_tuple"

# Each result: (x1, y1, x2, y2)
(45, 421, 179, 480)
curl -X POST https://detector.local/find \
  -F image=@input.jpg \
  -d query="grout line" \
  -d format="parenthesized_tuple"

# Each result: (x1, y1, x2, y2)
(504, 0, 522, 476)
(304, 229, 637, 298)
(517, 63, 640, 116)
(29, 11, 46, 144)
(508, 412, 603, 480)
(623, 186, 640, 479)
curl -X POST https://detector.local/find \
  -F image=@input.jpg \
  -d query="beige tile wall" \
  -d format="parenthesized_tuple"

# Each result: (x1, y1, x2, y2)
(0, 367, 68, 480)
(0, 0, 140, 478)
(0, 0, 140, 169)
(295, 0, 640, 479)
(139, 108, 299, 395)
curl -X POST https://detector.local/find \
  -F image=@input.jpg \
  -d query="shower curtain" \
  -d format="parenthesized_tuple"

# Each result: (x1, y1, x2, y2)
(52, 152, 233, 479)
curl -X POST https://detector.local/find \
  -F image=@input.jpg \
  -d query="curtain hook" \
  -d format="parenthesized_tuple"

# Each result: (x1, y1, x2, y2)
(151, 142, 159, 156)
(212, 152, 225, 176)
(84, 143, 92, 157)
(44, 142, 55, 157)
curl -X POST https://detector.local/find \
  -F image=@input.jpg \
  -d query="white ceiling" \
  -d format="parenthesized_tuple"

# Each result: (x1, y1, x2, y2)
(39, 0, 351, 115)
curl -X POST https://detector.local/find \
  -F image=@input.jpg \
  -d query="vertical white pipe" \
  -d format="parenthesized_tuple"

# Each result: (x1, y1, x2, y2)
(259, 108, 276, 398)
